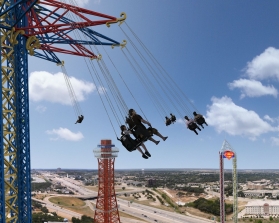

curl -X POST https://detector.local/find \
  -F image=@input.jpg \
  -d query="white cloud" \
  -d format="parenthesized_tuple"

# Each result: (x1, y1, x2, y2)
(46, 128, 84, 141)
(245, 47, 279, 81)
(228, 78, 278, 98)
(29, 71, 95, 105)
(206, 96, 277, 139)
(264, 115, 274, 123)
(176, 118, 186, 125)
(35, 105, 47, 113)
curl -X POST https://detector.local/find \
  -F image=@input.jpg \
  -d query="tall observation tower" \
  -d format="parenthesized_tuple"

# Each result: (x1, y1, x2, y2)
(93, 139, 120, 223)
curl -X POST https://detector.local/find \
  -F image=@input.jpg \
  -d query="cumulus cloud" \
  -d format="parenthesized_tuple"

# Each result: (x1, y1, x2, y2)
(29, 71, 95, 105)
(35, 105, 47, 113)
(245, 47, 279, 80)
(176, 118, 185, 125)
(46, 128, 84, 141)
(206, 96, 277, 139)
(228, 79, 278, 98)
(264, 115, 274, 123)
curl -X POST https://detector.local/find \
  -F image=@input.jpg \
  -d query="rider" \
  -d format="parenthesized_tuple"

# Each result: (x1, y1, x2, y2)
(75, 115, 84, 124)
(184, 116, 201, 135)
(165, 116, 172, 126)
(193, 111, 208, 129)
(129, 109, 168, 142)
(170, 113, 176, 123)
(120, 125, 150, 159)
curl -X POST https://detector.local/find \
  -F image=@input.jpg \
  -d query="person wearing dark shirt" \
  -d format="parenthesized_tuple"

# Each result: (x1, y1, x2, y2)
(129, 109, 168, 141)
(193, 111, 208, 129)
(75, 115, 84, 124)
(185, 116, 201, 135)
(120, 125, 150, 159)
(170, 113, 176, 123)
(165, 116, 171, 126)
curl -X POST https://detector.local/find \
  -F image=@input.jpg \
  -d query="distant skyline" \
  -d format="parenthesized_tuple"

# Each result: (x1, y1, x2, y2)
(29, 1, 279, 170)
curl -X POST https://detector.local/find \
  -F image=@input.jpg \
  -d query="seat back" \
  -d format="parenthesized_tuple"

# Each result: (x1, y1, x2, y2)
(188, 122, 197, 130)
(120, 135, 138, 152)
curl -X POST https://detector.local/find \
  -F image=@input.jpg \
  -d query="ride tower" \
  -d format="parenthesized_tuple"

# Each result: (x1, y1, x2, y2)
(219, 140, 238, 223)
(0, 0, 124, 221)
(93, 139, 120, 223)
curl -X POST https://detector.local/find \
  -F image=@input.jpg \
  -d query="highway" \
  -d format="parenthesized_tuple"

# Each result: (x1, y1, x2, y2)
(115, 199, 211, 223)
(38, 175, 213, 223)
(32, 197, 82, 220)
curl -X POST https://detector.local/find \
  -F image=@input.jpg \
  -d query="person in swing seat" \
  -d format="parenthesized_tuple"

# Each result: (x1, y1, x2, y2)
(165, 116, 172, 126)
(129, 109, 168, 142)
(120, 125, 151, 159)
(184, 115, 201, 135)
(75, 115, 84, 124)
(170, 113, 176, 123)
(126, 115, 160, 145)
(193, 111, 208, 129)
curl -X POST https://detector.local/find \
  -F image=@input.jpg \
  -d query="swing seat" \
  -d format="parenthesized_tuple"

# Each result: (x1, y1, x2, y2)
(196, 117, 205, 125)
(132, 124, 152, 141)
(166, 120, 171, 126)
(188, 122, 198, 130)
(119, 135, 140, 152)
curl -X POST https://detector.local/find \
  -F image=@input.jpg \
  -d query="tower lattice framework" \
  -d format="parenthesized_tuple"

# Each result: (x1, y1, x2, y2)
(0, 0, 122, 221)
(219, 140, 238, 223)
(93, 139, 120, 223)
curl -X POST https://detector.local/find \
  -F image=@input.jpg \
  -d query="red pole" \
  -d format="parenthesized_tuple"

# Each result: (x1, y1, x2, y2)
(94, 140, 120, 223)
(219, 152, 225, 223)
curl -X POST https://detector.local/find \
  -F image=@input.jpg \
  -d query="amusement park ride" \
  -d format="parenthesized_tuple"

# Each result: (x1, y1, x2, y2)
(0, 0, 125, 222)
(0, 0, 235, 222)
(219, 140, 238, 223)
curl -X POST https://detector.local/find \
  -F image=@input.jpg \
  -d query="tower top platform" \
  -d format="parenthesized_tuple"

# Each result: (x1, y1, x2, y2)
(93, 139, 119, 159)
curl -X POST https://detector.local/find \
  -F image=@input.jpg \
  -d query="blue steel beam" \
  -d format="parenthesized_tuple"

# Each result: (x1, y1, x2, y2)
(15, 12, 31, 222)
(0, 39, 4, 223)
(0, 0, 37, 29)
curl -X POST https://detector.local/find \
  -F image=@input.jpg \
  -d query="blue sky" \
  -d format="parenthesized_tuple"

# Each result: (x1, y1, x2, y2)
(29, 1, 279, 170)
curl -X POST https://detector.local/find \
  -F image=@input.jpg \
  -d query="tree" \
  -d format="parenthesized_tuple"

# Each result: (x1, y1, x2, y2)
(122, 187, 125, 190)
(41, 206, 48, 213)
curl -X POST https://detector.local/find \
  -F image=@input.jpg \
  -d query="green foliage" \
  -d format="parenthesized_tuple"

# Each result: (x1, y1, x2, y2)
(122, 187, 125, 190)
(32, 200, 42, 209)
(255, 220, 262, 223)
(31, 182, 52, 192)
(41, 206, 48, 213)
(161, 193, 176, 208)
(238, 191, 245, 197)
(178, 187, 204, 194)
(189, 198, 233, 216)
(270, 216, 274, 221)
(32, 212, 64, 223)
(72, 215, 94, 223)
(156, 195, 164, 204)
(225, 184, 233, 196)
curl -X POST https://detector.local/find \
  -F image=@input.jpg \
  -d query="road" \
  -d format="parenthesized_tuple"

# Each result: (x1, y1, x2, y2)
(32, 197, 82, 220)
(39, 175, 213, 223)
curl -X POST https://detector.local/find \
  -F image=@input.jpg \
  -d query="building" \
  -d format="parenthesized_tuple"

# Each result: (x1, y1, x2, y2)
(245, 200, 279, 216)
(147, 179, 157, 187)
(243, 190, 279, 198)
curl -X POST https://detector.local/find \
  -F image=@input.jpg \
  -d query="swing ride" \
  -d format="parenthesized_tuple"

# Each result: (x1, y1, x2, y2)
(0, 0, 208, 221)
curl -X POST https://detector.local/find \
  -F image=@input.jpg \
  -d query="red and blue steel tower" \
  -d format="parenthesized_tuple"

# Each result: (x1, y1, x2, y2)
(93, 139, 120, 223)
(0, 1, 124, 222)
